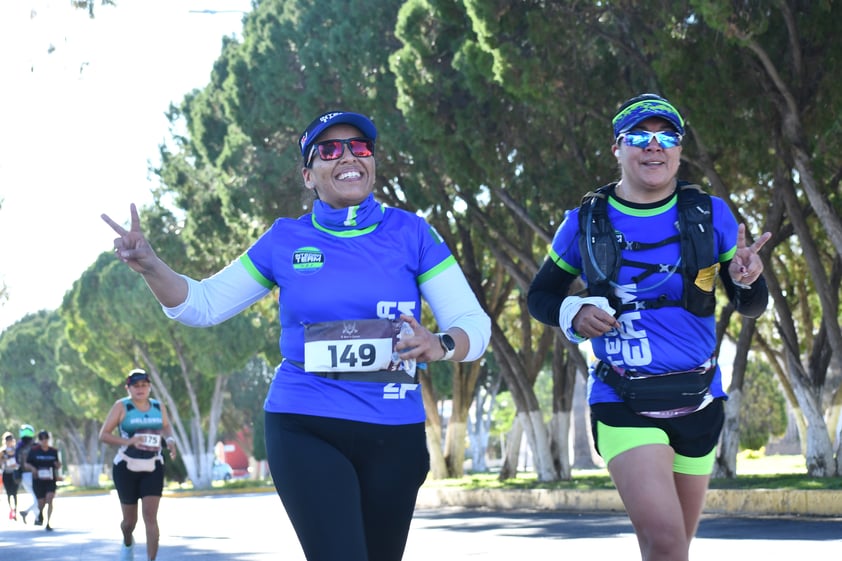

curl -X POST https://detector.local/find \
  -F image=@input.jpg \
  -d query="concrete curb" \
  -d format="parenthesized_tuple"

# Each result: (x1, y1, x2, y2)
(704, 488, 842, 516)
(415, 487, 842, 517)
(62, 484, 842, 517)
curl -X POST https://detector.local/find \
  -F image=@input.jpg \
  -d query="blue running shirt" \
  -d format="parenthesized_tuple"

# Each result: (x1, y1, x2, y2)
(243, 195, 454, 425)
(548, 191, 738, 405)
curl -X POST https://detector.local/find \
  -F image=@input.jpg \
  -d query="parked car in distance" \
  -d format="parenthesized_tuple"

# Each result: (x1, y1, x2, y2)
(212, 458, 234, 482)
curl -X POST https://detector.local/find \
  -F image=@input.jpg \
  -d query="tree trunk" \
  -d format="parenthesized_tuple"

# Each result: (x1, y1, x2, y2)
(62, 419, 106, 488)
(444, 419, 468, 476)
(443, 362, 483, 477)
(467, 370, 500, 473)
(787, 354, 837, 476)
(714, 389, 741, 478)
(420, 369, 447, 479)
(517, 409, 556, 481)
(491, 320, 558, 481)
(715, 317, 756, 477)
(548, 411, 572, 480)
(499, 418, 523, 480)
(549, 337, 577, 479)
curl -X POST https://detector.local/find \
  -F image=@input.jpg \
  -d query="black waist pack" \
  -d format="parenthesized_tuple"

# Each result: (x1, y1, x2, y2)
(593, 361, 714, 413)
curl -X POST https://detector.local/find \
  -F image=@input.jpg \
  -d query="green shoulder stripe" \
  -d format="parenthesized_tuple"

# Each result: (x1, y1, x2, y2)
(549, 248, 580, 275)
(721, 245, 737, 262)
(418, 255, 457, 284)
(239, 254, 275, 289)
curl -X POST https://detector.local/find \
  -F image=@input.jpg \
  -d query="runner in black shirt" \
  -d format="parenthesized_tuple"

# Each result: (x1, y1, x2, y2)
(24, 430, 61, 531)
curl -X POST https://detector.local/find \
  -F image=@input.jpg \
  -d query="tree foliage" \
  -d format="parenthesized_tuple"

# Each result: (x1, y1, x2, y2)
(59, 253, 269, 488)
(3, 0, 842, 482)
(131, 0, 842, 478)
(740, 358, 788, 451)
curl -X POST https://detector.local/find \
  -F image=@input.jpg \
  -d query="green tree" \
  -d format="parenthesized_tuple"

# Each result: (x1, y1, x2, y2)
(0, 311, 112, 486)
(91, 0, 842, 482)
(62, 253, 268, 489)
(392, 0, 842, 478)
(225, 356, 274, 466)
(739, 358, 788, 451)
(157, 0, 498, 480)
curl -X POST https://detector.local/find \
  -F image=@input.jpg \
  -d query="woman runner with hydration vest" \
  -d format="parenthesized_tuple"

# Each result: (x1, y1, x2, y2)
(528, 93, 771, 561)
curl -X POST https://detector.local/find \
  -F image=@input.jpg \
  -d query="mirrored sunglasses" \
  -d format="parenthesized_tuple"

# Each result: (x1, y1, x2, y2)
(619, 130, 683, 149)
(307, 137, 374, 166)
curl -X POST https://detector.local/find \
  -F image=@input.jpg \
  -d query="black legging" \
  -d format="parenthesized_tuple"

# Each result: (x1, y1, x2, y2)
(265, 412, 429, 561)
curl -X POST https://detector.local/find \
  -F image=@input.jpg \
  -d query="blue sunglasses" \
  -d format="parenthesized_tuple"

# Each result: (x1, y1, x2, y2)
(619, 130, 683, 149)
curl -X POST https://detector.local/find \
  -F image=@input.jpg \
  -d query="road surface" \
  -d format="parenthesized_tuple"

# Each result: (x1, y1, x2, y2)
(0, 491, 839, 560)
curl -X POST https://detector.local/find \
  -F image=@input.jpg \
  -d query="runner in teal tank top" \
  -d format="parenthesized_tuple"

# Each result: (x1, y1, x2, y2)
(99, 369, 177, 561)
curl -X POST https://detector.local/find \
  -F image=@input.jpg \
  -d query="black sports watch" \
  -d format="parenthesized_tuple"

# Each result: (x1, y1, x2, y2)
(437, 333, 456, 361)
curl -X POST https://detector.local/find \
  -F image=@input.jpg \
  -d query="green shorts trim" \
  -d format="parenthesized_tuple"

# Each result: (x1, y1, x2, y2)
(595, 421, 717, 475)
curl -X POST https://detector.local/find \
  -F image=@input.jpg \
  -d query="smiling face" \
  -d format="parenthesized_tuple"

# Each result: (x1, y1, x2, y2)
(301, 124, 376, 209)
(613, 117, 682, 202)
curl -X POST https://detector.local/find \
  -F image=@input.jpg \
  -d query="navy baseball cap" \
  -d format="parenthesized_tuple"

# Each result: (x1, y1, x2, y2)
(298, 111, 377, 162)
(126, 369, 150, 386)
(612, 93, 685, 138)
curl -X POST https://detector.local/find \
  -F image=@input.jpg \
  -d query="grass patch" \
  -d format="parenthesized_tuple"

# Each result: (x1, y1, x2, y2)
(709, 474, 842, 490)
(59, 453, 842, 495)
(423, 454, 842, 492)
(59, 477, 275, 496)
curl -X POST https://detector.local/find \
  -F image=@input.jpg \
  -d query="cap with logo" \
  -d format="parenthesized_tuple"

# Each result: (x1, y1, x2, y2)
(298, 111, 377, 162)
(612, 93, 685, 138)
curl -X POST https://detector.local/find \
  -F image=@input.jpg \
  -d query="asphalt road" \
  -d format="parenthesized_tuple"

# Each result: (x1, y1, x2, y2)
(0, 492, 839, 560)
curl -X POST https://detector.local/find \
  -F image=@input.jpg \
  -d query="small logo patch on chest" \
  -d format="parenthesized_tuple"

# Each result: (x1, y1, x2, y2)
(293, 247, 325, 274)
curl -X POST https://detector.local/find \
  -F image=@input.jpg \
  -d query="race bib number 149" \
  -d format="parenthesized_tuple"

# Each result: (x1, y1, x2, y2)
(304, 319, 412, 374)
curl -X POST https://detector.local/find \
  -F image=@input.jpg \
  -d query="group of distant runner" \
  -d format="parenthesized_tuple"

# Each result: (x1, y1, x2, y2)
(1, 424, 60, 530)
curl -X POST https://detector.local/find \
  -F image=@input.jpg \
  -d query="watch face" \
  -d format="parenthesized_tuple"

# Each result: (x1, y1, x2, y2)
(440, 333, 456, 351)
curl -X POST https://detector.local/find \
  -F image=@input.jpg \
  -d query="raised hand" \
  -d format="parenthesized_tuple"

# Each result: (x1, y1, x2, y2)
(101, 203, 158, 274)
(101, 203, 187, 307)
(729, 223, 771, 286)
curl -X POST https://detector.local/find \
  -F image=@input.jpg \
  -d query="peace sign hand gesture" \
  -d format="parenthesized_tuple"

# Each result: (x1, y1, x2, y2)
(101, 204, 187, 307)
(101, 203, 158, 274)
(728, 223, 771, 286)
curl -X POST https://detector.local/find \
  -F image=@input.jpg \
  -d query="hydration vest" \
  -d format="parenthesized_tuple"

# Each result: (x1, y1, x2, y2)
(578, 181, 718, 317)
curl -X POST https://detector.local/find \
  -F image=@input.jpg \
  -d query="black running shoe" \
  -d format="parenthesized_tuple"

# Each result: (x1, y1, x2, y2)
(20, 511, 28, 524)
(45, 524, 53, 531)
(35, 514, 43, 526)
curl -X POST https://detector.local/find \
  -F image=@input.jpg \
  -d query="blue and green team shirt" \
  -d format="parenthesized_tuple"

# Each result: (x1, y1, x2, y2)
(549, 191, 738, 405)
(243, 197, 454, 425)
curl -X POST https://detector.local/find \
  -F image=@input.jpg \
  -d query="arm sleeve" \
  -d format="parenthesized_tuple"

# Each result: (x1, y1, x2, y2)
(719, 265, 769, 318)
(420, 265, 491, 362)
(527, 258, 578, 326)
(162, 259, 271, 327)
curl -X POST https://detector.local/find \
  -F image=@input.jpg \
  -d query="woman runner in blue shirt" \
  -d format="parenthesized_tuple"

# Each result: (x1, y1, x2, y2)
(102, 110, 491, 561)
(528, 94, 770, 561)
